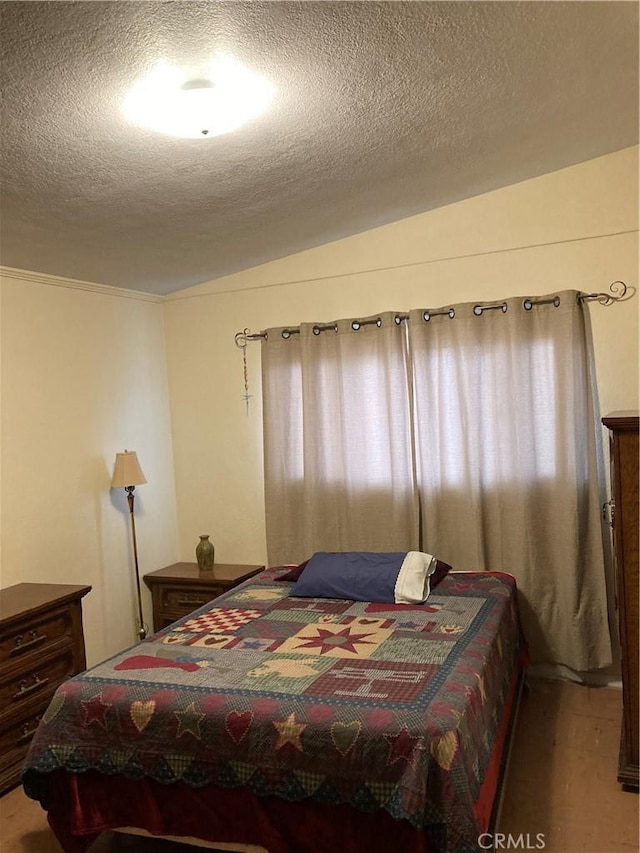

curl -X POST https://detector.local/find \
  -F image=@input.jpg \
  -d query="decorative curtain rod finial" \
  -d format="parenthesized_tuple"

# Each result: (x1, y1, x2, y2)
(235, 328, 266, 347)
(579, 280, 632, 305)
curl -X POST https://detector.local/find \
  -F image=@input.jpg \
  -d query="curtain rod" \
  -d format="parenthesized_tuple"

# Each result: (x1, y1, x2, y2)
(234, 281, 631, 346)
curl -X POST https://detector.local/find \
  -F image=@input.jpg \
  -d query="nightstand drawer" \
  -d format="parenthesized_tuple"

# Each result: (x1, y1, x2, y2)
(0, 647, 75, 723)
(162, 586, 223, 613)
(144, 563, 265, 633)
(0, 606, 73, 669)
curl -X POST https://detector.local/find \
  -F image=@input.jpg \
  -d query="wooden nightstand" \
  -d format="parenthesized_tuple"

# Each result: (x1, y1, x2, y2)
(143, 563, 264, 632)
(0, 582, 91, 794)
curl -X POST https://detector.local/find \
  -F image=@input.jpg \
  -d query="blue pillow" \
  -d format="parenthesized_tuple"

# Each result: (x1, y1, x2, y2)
(289, 551, 437, 604)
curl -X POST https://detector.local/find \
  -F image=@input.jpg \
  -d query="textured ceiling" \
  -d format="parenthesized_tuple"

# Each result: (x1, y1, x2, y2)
(0, 1, 637, 296)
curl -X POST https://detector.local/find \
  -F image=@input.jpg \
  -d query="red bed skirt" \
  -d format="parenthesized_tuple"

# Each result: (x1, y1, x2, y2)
(43, 662, 525, 853)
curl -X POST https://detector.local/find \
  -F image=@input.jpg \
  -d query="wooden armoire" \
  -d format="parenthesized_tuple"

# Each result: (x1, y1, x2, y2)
(602, 412, 639, 790)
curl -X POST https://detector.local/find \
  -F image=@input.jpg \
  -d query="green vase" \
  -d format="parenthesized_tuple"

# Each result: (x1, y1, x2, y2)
(196, 534, 215, 572)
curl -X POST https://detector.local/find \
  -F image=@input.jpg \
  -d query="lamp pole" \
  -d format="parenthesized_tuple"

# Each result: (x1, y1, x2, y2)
(111, 450, 148, 641)
(126, 485, 147, 640)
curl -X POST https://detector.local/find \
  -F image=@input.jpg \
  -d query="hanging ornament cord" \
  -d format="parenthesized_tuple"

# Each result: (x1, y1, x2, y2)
(234, 329, 252, 414)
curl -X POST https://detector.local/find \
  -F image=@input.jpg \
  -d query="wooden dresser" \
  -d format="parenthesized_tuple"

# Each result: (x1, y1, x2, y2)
(0, 583, 91, 794)
(144, 563, 264, 632)
(603, 412, 639, 790)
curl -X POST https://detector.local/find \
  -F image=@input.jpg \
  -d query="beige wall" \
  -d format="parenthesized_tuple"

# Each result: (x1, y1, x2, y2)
(163, 146, 639, 568)
(0, 271, 179, 665)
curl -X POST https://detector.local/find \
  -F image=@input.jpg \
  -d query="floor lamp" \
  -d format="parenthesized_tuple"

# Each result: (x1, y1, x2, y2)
(111, 450, 148, 641)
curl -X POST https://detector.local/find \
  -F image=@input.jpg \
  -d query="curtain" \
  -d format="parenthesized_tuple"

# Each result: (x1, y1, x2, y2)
(262, 312, 418, 565)
(409, 291, 611, 670)
(261, 292, 612, 671)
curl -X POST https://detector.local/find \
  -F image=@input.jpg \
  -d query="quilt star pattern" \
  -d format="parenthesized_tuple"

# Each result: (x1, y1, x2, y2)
(23, 570, 526, 853)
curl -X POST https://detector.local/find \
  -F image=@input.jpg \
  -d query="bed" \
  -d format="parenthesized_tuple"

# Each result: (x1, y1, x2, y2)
(22, 564, 527, 853)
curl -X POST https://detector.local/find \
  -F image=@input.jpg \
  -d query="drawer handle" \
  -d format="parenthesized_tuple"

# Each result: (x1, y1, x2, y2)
(10, 630, 47, 656)
(16, 717, 41, 745)
(177, 596, 208, 607)
(13, 673, 50, 701)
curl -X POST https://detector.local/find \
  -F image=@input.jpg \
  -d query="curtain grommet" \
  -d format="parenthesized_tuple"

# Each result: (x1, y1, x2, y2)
(474, 303, 507, 316)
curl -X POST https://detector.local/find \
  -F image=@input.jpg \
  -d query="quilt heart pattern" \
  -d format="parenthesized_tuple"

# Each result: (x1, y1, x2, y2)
(331, 720, 361, 756)
(431, 729, 458, 770)
(226, 709, 253, 744)
(130, 700, 155, 732)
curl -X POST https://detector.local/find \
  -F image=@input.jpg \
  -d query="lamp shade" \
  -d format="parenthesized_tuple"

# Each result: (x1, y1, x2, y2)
(111, 451, 147, 488)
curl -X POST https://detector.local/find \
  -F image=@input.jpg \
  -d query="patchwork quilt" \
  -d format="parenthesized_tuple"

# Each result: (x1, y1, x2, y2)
(23, 569, 525, 853)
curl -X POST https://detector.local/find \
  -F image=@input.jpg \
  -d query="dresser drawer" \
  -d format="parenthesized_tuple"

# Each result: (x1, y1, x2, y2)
(0, 703, 44, 752)
(0, 606, 74, 670)
(0, 702, 47, 794)
(0, 647, 74, 723)
(161, 586, 223, 614)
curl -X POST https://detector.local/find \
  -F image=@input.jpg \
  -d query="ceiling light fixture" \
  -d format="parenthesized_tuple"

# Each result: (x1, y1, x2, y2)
(122, 55, 274, 139)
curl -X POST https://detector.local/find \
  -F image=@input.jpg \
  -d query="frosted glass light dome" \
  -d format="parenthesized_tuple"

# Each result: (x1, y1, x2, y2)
(122, 55, 274, 139)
